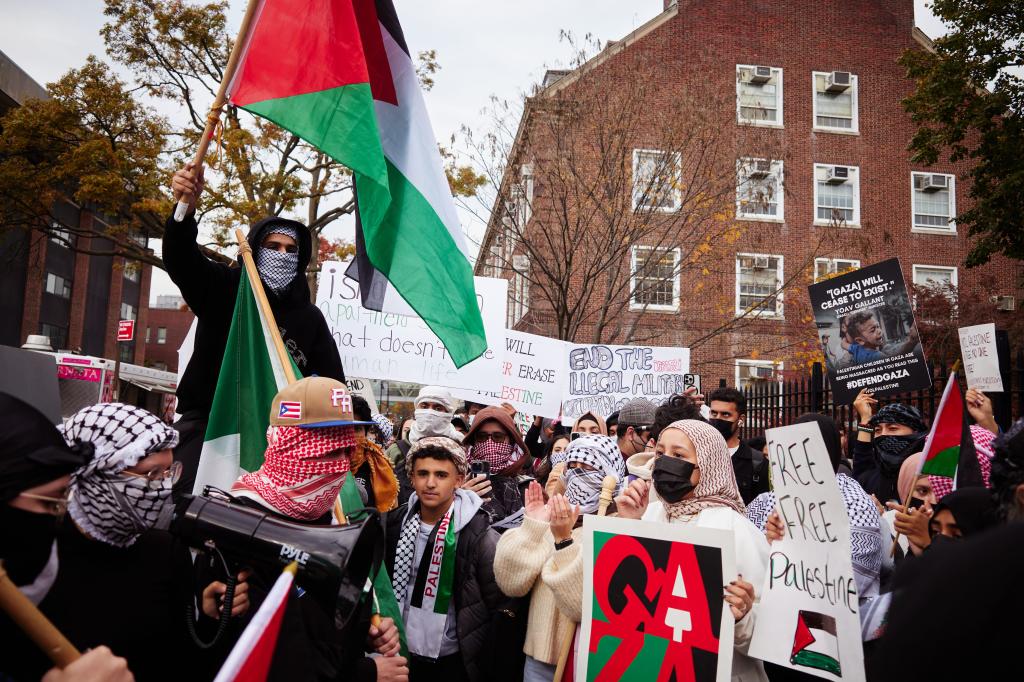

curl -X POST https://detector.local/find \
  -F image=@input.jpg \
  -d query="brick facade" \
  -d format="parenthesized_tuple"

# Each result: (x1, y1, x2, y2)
(476, 0, 1024, 390)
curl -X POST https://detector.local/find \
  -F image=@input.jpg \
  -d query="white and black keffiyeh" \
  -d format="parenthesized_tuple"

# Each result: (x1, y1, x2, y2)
(562, 435, 626, 513)
(255, 225, 300, 295)
(391, 508, 422, 606)
(61, 403, 178, 547)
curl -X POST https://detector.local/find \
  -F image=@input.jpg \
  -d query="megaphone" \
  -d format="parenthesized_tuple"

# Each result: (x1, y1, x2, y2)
(159, 490, 382, 629)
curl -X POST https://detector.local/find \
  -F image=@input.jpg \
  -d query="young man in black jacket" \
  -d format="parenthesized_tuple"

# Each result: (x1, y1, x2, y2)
(707, 387, 769, 505)
(384, 437, 503, 682)
(168, 164, 346, 497)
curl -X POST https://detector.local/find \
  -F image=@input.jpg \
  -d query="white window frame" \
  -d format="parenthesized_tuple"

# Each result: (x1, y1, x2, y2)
(813, 257, 861, 282)
(735, 252, 785, 318)
(146, 327, 152, 343)
(736, 158, 784, 222)
(45, 272, 71, 299)
(520, 163, 534, 226)
(508, 255, 530, 328)
(813, 163, 861, 227)
(157, 327, 167, 345)
(811, 71, 859, 134)
(49, 222, 73, 247)
(632, 149, 682, 213)
(910, 172, 957, 234)
(736, 65, 784, 128)
(735, 359, 784, 392)
(630, 245, 681, 313)
(912, 264, 958, 289)
(120, 302, 136, 321)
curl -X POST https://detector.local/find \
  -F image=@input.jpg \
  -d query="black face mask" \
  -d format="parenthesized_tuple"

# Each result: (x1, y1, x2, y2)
(875, 434, 924, 476)
(929, 533, 959, 548)
(652, 456, 697, 504)
(708, 418, 737, 441)
(0, 505, 59, 586)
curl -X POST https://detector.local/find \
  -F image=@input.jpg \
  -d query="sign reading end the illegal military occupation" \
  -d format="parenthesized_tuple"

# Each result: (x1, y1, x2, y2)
(579, 515, 735, 682)
(807, 258, 931, 404)
(748, 422, 865, 682)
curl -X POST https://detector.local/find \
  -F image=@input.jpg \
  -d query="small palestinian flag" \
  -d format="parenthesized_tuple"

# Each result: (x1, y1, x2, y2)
(791, 611, 841, 677)
(918, 373, 983, 487)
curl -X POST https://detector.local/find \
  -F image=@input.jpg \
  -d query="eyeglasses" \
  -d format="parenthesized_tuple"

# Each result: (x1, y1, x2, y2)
(120, 460, 183, 489)
(475, 432, 509, 445)
(18, 492, 69, 520)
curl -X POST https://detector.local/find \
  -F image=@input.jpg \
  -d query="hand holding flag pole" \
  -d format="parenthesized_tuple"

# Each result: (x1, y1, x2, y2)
(173, 0, 262, 222)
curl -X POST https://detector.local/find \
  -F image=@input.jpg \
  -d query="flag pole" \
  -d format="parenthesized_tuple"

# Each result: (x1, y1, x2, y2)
(0, 563, 81, 668)
(235, 228, 298, 384)
(173, 0, 263, 222)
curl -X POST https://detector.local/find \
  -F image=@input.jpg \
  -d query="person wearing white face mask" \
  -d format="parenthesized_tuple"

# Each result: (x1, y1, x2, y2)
(20, 404, 202, 681)
(390, 386, 464, 506)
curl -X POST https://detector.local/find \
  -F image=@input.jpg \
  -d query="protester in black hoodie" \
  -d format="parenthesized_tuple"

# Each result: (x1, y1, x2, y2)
(167, 164, 345, 497)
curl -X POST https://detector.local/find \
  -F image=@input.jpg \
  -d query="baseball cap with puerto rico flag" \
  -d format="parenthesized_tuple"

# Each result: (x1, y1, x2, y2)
(269, 377, 376, 429)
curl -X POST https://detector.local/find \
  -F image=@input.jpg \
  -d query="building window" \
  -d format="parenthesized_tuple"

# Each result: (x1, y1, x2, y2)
(146, 327, 152, 343)
(518, 163, 534, 226)
(813, 258, 861, 282)
(39, 323, 67, 350)
(735, 359, 780, 393)
(119, 344, 134, 362)
(157, 327, 167, 345)
(736, 158, 784, 221)
(912, 264, 958, 289)
(508, 255, 530, 327)
(45, 272, 72, 299)
(630, 246, 681, 312)
(120, 303, 136, 321)
(124, 265, 140, 283)
(813, 164, 860, 226)
(812, 71, 858, 132)
(632, 149, 681, 212)
(129, 232, 148, 249)
(736, 253, 784, 317)
(49, 222, 74, 248)
(736, 65, 783, 127)
(911, 172, 956, 232)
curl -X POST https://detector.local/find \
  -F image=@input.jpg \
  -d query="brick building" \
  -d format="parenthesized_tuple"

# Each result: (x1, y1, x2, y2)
(144, 296, 195, 372)
(475, 0, 1024, 391)
(0, 49, 153, 363)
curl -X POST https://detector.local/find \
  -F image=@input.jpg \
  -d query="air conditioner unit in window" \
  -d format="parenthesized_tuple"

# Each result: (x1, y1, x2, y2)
(825, 166, 850, 184)
(991, 295, 1016, 312)
(826, 71, 851, 92)
(748, 365, 774, 379)
(748, 66, 772, 84)
(748, 159, 772, 178)
(915, 174, 949, 192)
(753, 255, 770, 269)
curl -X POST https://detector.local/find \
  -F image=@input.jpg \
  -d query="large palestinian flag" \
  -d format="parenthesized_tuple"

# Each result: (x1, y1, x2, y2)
(918, 373, 983, 487)
(227, 0, 486, 367)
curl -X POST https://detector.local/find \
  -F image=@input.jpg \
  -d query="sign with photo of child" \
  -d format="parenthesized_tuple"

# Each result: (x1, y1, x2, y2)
(807, 258, 931, 404)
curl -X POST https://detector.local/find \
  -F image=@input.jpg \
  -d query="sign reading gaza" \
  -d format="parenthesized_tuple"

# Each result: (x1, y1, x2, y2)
(748, 422, 865, 681)
(807, 258, 930, 404)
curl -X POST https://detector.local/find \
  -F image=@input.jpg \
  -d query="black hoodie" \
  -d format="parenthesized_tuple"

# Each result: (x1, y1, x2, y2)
(163, 212, 345, 415)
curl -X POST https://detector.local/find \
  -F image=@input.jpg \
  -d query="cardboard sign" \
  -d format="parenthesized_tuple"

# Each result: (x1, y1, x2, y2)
(316, 261, 507, 391)
(748, 422, 865, 681)
(807, 258, 930, 404)
(117, 319, 135, 342)
(449, 330, 566, 417)
(346, 377, 380, 414)
(958, 323, 1003, 392)
(579, 515, 735, 682)
(561, 343, 690, 425)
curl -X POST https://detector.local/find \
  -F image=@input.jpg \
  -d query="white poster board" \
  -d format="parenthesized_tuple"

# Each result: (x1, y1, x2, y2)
(561, 343, 690, 425)
(316, 261, 507, 391)
(748, 422, 865, 681)
(448, 330, 566, 418)
(578, 515, 735, 681)
(346, 378, 380, 415)
(958, 323, 1003, 392)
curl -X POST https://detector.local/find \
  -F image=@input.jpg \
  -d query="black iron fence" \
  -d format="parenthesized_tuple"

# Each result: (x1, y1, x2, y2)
(737, 349, 1024, 441)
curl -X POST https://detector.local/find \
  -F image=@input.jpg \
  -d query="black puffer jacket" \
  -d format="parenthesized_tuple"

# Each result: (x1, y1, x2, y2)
(384, 501, 511, 682)
(163, 212, 345, 415)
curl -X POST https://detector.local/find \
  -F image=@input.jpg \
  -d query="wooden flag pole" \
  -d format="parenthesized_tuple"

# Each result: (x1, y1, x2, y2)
(0, 563, 80, 668)
(173, 0, 263, 222)
(234, 228, 298, 384)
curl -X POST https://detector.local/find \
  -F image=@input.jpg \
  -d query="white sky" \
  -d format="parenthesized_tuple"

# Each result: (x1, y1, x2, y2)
(0, 1, 948, 303)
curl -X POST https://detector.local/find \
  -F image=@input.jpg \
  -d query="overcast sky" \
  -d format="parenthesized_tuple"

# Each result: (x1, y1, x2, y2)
(0, 1, 947, 303)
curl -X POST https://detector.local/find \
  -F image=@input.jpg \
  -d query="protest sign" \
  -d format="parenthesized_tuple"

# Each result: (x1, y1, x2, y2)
(807, 258, 930, 404)
(316, 261, 507, 391)
(346, 377, 380, 414)
(578, 515, 735, 682)
(448, 330, 567, 418)
(958, 323, 1003, 392)
(748, 422, 865, 682)
(561, 343, 690, 425)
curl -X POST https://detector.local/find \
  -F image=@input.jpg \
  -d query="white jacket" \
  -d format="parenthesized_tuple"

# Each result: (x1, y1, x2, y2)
(642, 502, 770, 682)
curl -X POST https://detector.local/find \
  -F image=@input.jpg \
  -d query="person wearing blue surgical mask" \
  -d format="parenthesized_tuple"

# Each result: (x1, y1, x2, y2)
(167, 163, 347, 500)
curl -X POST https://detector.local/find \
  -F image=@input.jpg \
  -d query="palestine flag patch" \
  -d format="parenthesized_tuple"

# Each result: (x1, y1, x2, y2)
(790, 610, 841, 676)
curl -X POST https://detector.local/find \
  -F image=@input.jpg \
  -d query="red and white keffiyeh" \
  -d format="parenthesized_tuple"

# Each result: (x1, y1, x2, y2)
(232, 424, 354, 520)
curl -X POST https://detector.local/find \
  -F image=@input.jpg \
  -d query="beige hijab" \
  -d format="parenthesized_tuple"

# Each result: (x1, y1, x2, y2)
(659, 419, 746, 521)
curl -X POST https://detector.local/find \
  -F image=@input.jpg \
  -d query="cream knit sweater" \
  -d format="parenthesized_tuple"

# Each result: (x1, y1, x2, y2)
(494, 516, 583, 665)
